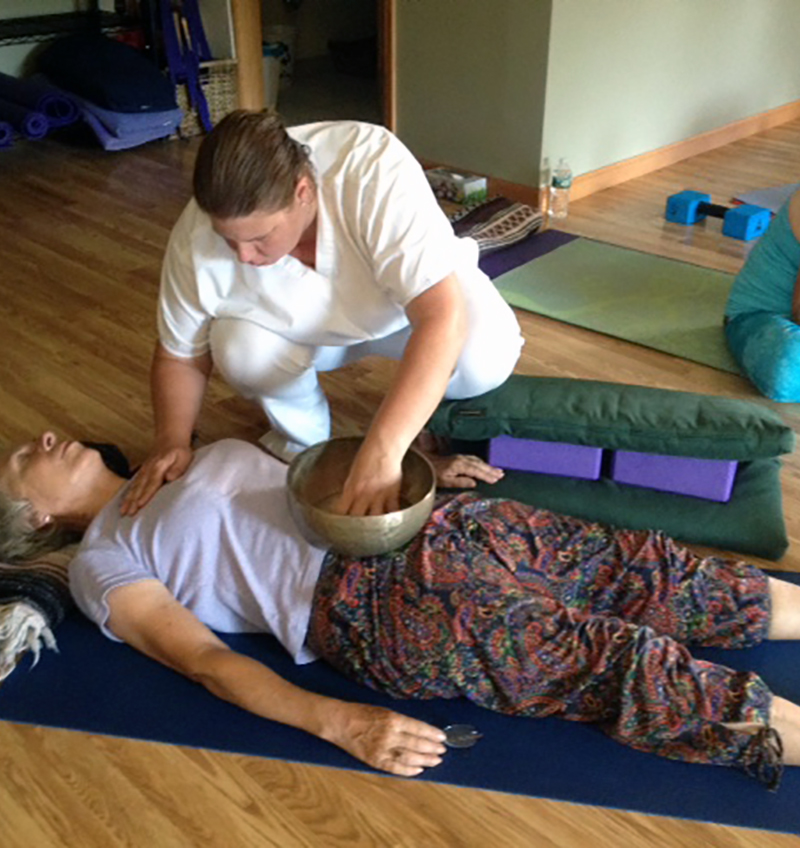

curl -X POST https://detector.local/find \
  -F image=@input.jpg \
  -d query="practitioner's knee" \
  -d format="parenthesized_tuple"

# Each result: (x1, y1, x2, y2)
(446, 313, 523, 399)
(209, 317, 316, 398)
(726, 312, 800, 402)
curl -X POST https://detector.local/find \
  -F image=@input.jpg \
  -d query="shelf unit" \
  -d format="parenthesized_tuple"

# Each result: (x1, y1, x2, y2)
(0, 10, 138, 49)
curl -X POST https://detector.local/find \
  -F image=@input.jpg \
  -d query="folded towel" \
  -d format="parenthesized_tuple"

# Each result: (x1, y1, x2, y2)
(79, 97, 183, 137)
(81, 108, 178, 151)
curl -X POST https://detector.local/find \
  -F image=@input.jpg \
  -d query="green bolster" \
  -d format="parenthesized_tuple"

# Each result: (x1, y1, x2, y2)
(429, 375, 794, 461)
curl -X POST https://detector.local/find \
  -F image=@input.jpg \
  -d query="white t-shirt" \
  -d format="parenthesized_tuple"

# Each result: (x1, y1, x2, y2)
(158, 120, 483, 358)
(69, 440, 327, 664)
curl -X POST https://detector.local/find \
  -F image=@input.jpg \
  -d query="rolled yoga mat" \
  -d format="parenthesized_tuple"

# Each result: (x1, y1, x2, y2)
(0, 72, 78, 128)
(0, 120, 13, 149)
(0, 97, 48, 140)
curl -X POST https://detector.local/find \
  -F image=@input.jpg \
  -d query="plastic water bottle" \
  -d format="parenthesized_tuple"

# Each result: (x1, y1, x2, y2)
(549, 157, 573, 220)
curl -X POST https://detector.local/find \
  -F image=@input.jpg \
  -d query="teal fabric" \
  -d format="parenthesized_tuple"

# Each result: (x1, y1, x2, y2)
(429, 375, 795, 460)
(461, 457, 787, 561)
(726, 312, 800, 402)
(725, 200, 800, 320)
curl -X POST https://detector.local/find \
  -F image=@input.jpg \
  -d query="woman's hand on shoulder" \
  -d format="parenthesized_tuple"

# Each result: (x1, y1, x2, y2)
(427, 453, 504, 489)
(322, 701, 447, 777)
(120, 442, 193, 517)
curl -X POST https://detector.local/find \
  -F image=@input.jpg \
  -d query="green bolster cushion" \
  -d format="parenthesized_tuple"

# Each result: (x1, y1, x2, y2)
(429, 375, 794, 461)
(462, 457, 787, 561)
(429, 376, 795, 560)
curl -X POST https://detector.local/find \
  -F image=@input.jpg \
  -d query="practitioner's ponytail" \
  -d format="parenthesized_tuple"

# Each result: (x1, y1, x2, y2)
(193, 109, 314, 219)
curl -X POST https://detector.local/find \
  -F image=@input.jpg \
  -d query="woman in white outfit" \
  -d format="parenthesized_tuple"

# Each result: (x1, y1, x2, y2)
(122, 110, 523, 517)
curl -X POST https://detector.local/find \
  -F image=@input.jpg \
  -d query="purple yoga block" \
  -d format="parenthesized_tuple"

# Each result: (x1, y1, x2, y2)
(611, 451, 738, 502)
(488, 436, 603, 480)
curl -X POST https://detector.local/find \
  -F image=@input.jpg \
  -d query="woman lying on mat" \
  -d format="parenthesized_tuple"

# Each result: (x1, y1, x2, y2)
(2, 433, 799, 789)
(725, 187, 800, 401)
(124, 109, 522, 519)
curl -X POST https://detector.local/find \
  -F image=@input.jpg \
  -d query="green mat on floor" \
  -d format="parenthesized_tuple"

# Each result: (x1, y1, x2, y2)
(495, 238, 741, 374)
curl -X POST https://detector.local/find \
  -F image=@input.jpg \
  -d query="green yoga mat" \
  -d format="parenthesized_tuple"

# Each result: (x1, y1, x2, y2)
(495, 238, 741, 374)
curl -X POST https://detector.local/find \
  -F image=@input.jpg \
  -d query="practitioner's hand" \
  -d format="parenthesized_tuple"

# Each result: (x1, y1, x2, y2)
(427, 454, 504, 489)
(120, 443, 193, 517)
(323, 702, 447, 777)
(336, 447, 403, 516)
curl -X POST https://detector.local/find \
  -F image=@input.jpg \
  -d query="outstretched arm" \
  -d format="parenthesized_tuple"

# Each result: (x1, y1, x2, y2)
(106, 580, 447, 776)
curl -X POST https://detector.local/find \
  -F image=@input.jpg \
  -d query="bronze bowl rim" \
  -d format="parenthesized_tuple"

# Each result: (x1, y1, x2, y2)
(286, 436, 437, 555)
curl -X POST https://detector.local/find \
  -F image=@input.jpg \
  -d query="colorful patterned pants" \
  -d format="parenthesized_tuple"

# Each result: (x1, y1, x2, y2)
(308, 494, 782, 787)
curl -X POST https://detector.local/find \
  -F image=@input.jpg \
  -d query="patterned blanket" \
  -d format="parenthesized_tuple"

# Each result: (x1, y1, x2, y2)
(0, 546, 76, 680)
(448, 196, 543, 255)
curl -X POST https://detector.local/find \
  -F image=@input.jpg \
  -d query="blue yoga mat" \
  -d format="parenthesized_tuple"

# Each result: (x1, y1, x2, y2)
(0, 97, 48, 140)
(0, 120, 13, 149)
(0, 72, 79, 129)
(2, 572, 800, 836)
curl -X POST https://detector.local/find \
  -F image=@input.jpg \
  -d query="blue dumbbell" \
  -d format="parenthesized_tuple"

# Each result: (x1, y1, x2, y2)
(665, 190, 771, 241)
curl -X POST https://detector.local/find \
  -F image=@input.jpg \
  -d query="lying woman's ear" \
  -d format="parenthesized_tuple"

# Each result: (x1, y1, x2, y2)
(30, 510, 52, 530)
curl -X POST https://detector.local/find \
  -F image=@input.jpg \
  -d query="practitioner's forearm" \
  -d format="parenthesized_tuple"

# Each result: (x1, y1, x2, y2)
(150, 342, 212, 447)
(365, 275, 467, 460)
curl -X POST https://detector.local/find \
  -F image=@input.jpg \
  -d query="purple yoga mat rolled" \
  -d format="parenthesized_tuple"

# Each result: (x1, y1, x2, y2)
(0, 72, 79, 128)
(0, 121, 13, 148)
(0, 97, 48, 139)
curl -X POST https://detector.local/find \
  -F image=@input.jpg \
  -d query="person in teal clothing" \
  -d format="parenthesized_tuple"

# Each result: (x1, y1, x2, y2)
(725, 189, 800, 401)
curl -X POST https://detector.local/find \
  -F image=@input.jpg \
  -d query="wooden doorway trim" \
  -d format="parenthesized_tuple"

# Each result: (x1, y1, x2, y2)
(380, 0, 397, 131)
(230, 0, 266, 109)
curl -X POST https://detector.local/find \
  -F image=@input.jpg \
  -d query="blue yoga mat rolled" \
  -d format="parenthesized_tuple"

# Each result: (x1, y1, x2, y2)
(0, 97, 48, 139)
(0, 72, 78, 128)
(0, 120, 13, 149)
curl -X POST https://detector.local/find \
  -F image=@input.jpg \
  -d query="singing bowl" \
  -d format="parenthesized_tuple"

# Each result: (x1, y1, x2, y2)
(287, 437, 436, 556)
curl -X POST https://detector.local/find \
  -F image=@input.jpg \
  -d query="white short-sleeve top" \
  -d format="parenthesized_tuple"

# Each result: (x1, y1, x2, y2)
(158, 120, 481, 358)
(69, 440, 327, 664)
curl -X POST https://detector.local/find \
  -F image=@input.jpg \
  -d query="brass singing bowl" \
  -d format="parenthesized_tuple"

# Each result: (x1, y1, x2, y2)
(287, 437, 436, 556)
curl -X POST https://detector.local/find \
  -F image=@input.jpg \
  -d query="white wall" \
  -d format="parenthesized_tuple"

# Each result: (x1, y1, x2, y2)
(542, 0, 800, 177)
(396, 0, 551, 186)
(0, 1, 95, 77)
(396, 0, 800, 188)
(0, 1, 83, 18)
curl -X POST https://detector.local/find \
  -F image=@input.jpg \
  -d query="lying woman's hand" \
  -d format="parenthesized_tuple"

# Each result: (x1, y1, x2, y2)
(120, 443, 193, 517)
(427, 453, 504, 489)
(323, 701, 447, 777)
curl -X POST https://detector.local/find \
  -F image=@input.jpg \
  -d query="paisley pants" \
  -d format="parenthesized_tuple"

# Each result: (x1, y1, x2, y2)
(308, 494, 780, 787)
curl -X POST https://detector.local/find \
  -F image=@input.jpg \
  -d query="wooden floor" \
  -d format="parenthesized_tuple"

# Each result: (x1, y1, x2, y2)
(1, 118, 799, 846)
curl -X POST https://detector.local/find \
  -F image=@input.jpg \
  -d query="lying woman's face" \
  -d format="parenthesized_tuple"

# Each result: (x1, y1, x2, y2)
(0, 432, 104, 523)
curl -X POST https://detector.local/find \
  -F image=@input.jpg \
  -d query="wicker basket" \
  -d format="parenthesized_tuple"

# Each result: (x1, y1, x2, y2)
(175, 59, 238, 138)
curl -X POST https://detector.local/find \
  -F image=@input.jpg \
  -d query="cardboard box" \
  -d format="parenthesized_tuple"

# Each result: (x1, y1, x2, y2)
(425, 168, 488, 204)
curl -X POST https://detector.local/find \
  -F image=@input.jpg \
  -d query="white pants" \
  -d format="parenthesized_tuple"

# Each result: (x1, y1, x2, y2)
(210, 277, 523, 449)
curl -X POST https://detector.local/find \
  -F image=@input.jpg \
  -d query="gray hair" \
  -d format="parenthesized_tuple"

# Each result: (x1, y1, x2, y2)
(0, 490, 76, 564)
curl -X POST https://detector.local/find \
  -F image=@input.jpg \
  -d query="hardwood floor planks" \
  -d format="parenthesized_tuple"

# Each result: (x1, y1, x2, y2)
(1, 119, 800, 845)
